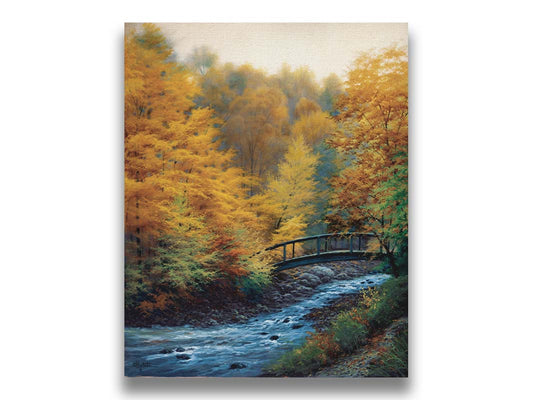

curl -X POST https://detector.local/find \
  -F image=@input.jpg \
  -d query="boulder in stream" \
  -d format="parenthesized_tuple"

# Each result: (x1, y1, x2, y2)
(299, 273, 322, 288)
(229, 363, 247, 369)
(312, 266, 335, 282)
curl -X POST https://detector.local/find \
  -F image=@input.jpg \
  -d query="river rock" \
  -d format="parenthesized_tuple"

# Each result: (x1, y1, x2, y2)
(291, 285, 313, 297)
(269, 292, 282, 301)
(259, 332, 269, 335)
(282, 317, 290, 323)
(312, 266, 335, 282)
(283, 294, 294, 302)
(269, 335, 279, 341)
(291, 324, 304, 329)
(175, 347, 186, 352)
(229, 363, 247, 369)
(346, 268, 360, 278)
(336, 272, 349, 280)
(159, 348, 174, 354)
(257, 304, 269, 312)
(299, 273, 322, 288)
(176, 354, 191, 360)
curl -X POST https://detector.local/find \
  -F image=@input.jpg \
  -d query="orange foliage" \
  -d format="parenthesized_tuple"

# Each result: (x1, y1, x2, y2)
(124, 24, 271, 307)
(328, 46, 408, 232)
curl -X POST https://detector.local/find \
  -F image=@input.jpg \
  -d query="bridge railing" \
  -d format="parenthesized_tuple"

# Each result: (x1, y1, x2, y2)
(264, 232, 381, 263)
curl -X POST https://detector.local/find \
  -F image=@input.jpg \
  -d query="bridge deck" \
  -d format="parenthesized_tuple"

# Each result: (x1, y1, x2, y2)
(265, 232, 385, 272)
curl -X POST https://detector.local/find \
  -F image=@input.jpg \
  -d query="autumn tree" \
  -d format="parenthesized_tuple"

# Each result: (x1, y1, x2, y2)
(124, 24, 270, 323)
(223, 87, 289, 194)
(318, 73, 344, 114)
(193, 62, 270, 122)
(365, 154, 408, 274)
(294, 97, 321, 120)
(292, 99, 336, 147)
(264, 135, 319, 254)
(187, 46, 218, 75)
(328, 46, 408, 276)
(275, 64, 320, 122)
(125, 23, 200, 261)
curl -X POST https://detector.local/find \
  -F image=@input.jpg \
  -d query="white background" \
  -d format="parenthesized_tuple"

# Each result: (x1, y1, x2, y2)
(1, 1, 532, 398)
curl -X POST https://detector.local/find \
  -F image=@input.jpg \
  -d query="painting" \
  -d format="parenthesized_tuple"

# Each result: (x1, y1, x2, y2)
(124, 23, 408, 377)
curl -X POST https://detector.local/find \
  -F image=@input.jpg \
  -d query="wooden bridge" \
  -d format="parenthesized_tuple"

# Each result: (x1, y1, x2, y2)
(264, 232, 385, 272)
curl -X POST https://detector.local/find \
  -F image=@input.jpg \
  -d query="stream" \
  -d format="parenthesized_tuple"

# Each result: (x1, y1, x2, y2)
(125, 273, 390, 377)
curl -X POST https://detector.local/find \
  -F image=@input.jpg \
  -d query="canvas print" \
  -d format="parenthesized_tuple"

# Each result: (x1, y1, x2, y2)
(124, 23, 408, 377)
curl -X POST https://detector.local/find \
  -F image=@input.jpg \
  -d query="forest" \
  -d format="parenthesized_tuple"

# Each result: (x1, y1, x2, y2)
(124, 24, 408, 327)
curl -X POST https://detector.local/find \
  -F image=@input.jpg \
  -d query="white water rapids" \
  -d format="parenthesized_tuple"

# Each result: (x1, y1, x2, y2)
(125, 273, 390, 377)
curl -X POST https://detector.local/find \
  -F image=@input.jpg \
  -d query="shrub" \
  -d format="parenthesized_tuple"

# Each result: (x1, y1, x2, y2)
(367, 325, 408, 377)
(332, 312, 368, 352)
(265, 276, 408, 376)
(372, 261, 392, 274)
(366, 276, 408, 332)
(266, 332, 339, 376)
(235, 270, 271, 300)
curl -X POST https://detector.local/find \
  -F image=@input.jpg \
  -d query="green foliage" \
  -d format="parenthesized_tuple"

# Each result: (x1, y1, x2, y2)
(235, 269, 271, 300)
(332, 312, 368, 352)
(364, 152, 408, 276)
(372, 261, 392, 274)
(265, 277, 408, 376)
(152, 234, 217, 292)
(306, 141, 341, 236)
(267, 338, 327, 376)
(367, 325, 408, 377)
(366, 276, 408, 332)
(124, 261, 146, 310)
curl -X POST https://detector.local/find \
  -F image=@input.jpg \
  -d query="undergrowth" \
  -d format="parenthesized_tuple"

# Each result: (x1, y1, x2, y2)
(264, 276, 408, 376)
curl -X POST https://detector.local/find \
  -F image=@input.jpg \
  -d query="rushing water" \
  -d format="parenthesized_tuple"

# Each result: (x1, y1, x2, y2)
(125, 273, 391, 377)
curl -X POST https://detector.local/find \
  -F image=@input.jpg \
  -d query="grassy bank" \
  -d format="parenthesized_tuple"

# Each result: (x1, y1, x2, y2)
(366, 323, 408, 377)
(264, 276, 408, 377)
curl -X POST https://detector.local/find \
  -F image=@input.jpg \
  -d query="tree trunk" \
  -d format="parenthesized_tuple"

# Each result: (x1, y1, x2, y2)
(387, 252, 399, 277)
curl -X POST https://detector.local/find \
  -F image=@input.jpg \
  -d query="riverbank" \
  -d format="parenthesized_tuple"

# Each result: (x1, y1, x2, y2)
(315, 318, 407, 377)
(263, 275, 408, 377)
(125, 272, 392, 376)
(126, 260, 384, 328)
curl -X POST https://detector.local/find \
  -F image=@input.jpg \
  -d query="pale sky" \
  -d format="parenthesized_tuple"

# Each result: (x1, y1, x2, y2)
(156, 23, 407, 81)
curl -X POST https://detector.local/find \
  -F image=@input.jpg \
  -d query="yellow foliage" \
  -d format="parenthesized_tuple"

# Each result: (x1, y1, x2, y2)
(292, 110, 335, 147)
(124, 24, 259, 263)
(294, 97, 321, 120)
(265, 134, 319, 235)
(271, 215, 307, 258)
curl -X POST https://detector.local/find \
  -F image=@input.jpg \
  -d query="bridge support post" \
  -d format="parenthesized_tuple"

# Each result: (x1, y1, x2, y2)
(316, 237, 320, 255)
(283, 244, 286, 261)
(358, 235, 362, 251)
(292, 242, 295, 258)
(349, 235, 353, 253)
